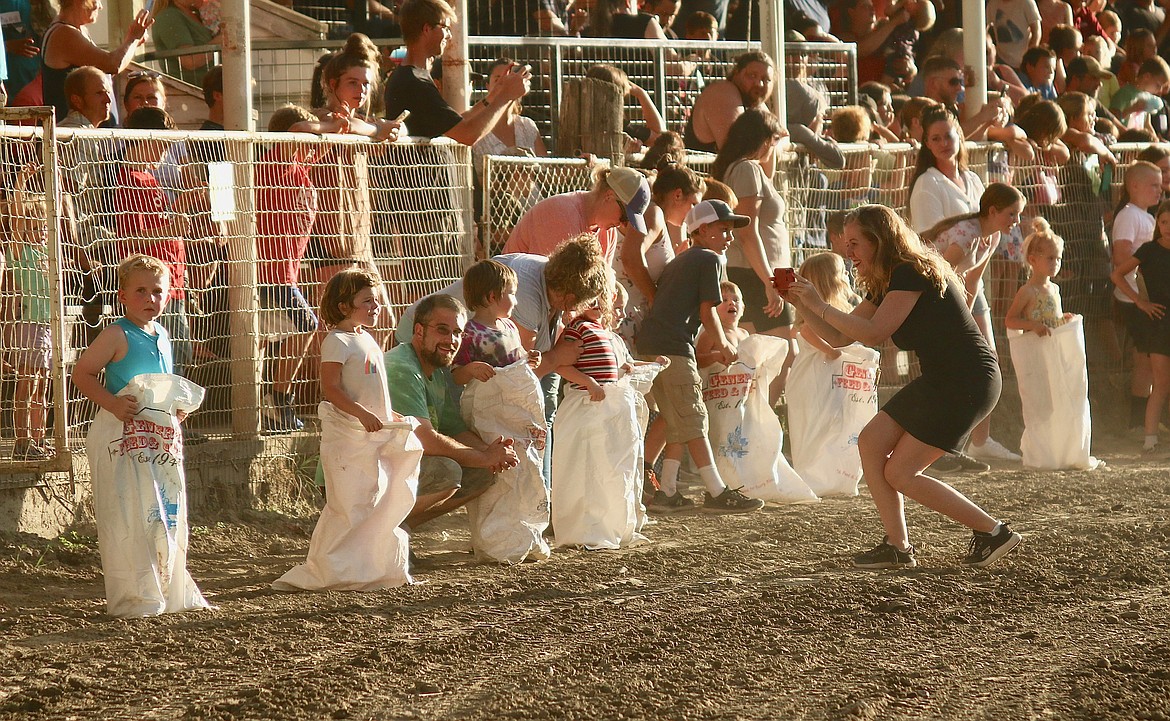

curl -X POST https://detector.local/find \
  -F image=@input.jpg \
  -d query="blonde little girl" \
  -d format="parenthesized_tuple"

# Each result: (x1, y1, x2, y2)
(796, 253, 861, 360)
(274, 268, 422, 591)
(1006, 218, 1074, 337)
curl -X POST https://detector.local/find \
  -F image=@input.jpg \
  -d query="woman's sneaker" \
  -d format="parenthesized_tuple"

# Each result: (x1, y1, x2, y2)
(853, 537, 917, 569)
(646, 490, 696, 515)
(701, 487, 765, 514)
(963, 523, 1023, 568)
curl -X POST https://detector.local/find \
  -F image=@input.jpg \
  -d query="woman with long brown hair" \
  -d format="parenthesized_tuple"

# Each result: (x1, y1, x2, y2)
(784, 205, 1023, 570)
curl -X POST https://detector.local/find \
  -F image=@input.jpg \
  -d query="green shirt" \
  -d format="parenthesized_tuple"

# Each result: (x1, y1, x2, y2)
(150, 6, 215, 85)
(384, 343, 468, 437)
(4, 244, 50, 323)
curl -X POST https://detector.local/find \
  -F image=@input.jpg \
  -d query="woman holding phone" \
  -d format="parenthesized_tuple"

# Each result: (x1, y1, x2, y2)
(784, 205, 1023, 570)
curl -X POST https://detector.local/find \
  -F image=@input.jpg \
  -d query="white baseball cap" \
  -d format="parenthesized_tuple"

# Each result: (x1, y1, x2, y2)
(686, 199, 750, 230)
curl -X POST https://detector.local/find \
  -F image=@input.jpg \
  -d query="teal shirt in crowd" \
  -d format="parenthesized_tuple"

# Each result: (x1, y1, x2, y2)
(384, 343, 467, 437)
(4, 243, 50, 323)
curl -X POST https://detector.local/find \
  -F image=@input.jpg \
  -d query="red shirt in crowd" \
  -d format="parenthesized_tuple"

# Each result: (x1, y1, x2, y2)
(115, 167, 186, 301)
(256, 152, 318, 286)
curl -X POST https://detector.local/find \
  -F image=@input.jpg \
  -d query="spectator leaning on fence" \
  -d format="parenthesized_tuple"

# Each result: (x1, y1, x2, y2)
(503, 166, 651, 265)
(384, 0, 531, 144)
(40, 0, 152, 121)
(683, 50, 774, 153)
(470, 57, 548, 180)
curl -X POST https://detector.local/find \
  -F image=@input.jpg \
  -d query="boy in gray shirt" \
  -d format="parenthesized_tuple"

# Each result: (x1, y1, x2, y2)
(637, 200, 767, 514)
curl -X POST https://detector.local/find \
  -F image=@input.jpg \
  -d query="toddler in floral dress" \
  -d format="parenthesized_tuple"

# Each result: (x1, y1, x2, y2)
(453, 260, 540, 385)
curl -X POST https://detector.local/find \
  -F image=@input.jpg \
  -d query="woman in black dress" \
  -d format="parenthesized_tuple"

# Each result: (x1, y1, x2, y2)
(784, 205, 1023, 569)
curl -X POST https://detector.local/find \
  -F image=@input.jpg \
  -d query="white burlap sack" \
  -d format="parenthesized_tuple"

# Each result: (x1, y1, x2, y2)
(460, 360, 551, 563)
(1008, 315, 1100, 470)
(627, 361, 664, 533)
(703, 335, 817, 503)
(787, 342, 880, 497)
(552, 376, 647, 550)
(86, 373, 210, 618)
(273, 403, 422, 591)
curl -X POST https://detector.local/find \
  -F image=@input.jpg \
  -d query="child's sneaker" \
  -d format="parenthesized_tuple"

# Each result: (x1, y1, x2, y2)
(701, 487, 764, 514)
(262, 393, 304, 433)
(853, 538, 917, 569)
(963, 523, 1023, 568)
(646, 490, 696, 515)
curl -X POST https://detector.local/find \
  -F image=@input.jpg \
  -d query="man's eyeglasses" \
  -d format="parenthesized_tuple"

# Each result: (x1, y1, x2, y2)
(426, 323, 464, 338)
(616, 199, 629, 224)
(126, 70, 161, 80)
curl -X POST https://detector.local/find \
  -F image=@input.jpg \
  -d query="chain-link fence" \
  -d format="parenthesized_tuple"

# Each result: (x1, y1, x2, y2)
(1, 111, 473, 487)
(0, 109, 69, 481)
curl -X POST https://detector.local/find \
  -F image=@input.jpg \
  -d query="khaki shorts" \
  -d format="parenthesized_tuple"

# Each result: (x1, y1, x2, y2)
(640, 353, 708, 444)
(418, 456, 495, 498)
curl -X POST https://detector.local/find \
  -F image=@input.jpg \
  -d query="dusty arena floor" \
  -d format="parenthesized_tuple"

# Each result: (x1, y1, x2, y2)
(1, 441, 1168, 721)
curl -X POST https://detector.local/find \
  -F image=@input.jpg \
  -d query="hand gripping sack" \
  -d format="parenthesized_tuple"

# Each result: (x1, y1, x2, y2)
(85, 373, 210, 618)
(703, 335, 817, 503)
(273, 403, 423, 591)
(552, 376, 648, 550)
(459, 360, 551, 563)
(1008, 315, 1100, 470)
(786, 343, 880, 497)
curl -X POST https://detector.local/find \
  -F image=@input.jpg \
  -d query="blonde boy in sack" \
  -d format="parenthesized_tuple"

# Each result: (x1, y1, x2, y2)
(73, 255, 210, 618)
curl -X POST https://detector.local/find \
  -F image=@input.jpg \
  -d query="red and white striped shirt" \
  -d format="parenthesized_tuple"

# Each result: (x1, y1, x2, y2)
(563, 315, 620, 389)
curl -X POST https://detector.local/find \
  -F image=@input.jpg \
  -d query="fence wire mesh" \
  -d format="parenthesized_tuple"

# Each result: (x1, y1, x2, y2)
(2, 115, 474, 490)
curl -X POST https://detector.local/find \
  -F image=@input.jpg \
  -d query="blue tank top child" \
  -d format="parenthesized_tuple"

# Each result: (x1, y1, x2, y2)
(104, 318, 173, 393)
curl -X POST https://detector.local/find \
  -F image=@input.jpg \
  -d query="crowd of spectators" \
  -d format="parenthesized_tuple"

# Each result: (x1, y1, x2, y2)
(5, 0, 1170, 472)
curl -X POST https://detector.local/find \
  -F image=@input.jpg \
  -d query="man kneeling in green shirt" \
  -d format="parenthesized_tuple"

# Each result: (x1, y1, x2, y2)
(385, 294, 519, 541)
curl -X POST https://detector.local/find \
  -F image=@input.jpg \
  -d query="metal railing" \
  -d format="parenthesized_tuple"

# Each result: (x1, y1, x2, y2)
(136, 39, 858, 145)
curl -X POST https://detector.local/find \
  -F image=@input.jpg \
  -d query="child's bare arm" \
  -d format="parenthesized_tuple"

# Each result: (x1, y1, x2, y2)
(452, 361, 496, 385)
(799, 323, 841, 359)
(321, 361, 383, 431)
(694, 326, 720, 367)
(699, 301, 735, 364)
(72, 325, 137, 422)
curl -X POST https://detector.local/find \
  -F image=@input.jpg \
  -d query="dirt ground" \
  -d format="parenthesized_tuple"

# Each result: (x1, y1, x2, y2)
(1, 438, 1168, 721)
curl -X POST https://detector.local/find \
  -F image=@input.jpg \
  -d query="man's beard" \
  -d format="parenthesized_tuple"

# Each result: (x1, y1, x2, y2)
(420, 345, 455, 369)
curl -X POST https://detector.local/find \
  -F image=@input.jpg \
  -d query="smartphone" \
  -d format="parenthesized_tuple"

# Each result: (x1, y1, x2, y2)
(772, 268, 796, 292)
(511, 64, 530, 74)
(393, 109, 411, 123)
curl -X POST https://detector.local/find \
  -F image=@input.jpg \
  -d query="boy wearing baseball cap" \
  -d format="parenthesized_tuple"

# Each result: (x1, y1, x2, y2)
(636, 200, 767, 514)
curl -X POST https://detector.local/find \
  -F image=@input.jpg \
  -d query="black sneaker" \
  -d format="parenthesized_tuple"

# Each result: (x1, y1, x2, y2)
(952, 452, 991, 473)
(853, 537, 917, 569)
(646, 490, 696, 515)
(927, 455, 963, 475)
(702, 487, 765, 514)
(963, 523, 1023, 568)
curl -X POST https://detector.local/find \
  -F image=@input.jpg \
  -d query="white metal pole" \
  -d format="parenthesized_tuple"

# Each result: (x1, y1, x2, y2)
(443, 0, 471, 113)
(221, 0, 253, 132)
(962, 0, 988, 120)
(760, 0, 786, 121)
(220, 0, 261, 436)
